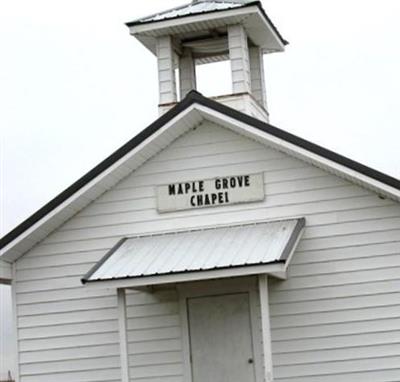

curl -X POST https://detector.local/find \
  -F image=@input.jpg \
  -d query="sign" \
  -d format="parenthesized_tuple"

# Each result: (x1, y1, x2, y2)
(157, 173, 265, 213)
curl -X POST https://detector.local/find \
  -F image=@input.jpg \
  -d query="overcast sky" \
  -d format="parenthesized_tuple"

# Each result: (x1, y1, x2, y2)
(1, 0, 399, 377)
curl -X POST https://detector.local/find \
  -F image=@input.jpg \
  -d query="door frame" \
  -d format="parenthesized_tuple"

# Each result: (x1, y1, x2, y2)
(177, 276, 265, 382)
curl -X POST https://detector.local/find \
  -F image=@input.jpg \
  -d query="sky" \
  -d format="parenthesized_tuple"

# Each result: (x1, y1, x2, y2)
(0, 0, 399, 378)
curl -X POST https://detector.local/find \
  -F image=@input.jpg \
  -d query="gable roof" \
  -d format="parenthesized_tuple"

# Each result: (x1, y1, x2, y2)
(1, 90, 399, 262)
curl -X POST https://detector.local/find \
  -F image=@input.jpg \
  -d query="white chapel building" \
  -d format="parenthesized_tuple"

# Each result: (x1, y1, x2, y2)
(1, 1, 400, 381)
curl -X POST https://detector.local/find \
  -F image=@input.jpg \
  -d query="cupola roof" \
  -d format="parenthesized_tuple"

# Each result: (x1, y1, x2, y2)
(126, 1, 288, 56)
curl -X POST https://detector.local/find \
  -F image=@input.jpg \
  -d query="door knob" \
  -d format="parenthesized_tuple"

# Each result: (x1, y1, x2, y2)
(248, 358, 254, 364)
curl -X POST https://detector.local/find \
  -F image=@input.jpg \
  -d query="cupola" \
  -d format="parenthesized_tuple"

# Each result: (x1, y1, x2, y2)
(126, 0, 287, 121)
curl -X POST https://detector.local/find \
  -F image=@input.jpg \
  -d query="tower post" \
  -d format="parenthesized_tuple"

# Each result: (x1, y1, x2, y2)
(156, 35, 177, 105)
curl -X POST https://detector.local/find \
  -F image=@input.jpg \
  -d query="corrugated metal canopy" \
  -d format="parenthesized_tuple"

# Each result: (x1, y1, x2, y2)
(83, 218, 305, 286)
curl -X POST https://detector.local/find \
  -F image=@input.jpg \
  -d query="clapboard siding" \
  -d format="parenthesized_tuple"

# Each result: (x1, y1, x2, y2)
(272, 317, 400, 341)
(53, 195, 390, 241)
(129, 352, 182, 367)
(16, 250, 104, 268)
(293, 241, 400, 264)
(269, 278, 400, 303)
(19, 332, 119, 352)
(20, 356, 121, 376)
(274, 355, 400, 379)
(14, 122, 400, 381)
(42, 188, 378, 243)
(19, 369, 121, 382)
(69, 177, 350, 226)
(274, 369, 400, 382)
(16, 263, 94, 281)
(17, 296, 117, 316)
(272, 330, 400, 353)
(19, 195, 390, 261)
(125, 289, 184, 381)
(20, 343, 120, 363)
(273, 342, 400, 364)
(17, 287, 115, 305)
(271, 291, 400, 315)
(19, 319, 117, 339)
(126, 377, 183, 382)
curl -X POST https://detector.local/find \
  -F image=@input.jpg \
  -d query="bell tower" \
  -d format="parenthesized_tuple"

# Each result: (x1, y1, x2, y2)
(126, 0, 287, 122)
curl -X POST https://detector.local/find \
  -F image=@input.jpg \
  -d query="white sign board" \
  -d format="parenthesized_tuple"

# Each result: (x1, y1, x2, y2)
(157, 173, 265, 213)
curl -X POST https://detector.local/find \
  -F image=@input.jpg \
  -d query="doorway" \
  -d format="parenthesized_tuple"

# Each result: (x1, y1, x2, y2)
(187, 293, 256, 382)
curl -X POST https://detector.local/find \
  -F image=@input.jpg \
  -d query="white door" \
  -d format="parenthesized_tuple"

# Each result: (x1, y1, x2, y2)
(187, 293, 256, 382)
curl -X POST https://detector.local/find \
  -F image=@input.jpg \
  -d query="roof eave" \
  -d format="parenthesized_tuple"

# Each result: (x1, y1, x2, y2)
(127, 3, 288, 52)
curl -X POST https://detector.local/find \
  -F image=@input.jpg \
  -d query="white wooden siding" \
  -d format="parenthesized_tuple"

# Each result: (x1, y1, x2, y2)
(0, 258, 12, 282)
(14, 121, 400, 381)
(249, 46, 267, 109)
(228, 24, 251, 94)
(125, 288, 183, 382)
(157, 36, 177, 105)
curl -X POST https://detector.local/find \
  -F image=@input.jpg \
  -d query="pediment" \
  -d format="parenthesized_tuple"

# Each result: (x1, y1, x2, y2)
(1, 91, 399, 263)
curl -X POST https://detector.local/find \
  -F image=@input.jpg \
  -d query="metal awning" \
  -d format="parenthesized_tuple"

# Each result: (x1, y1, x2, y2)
(82, 218, 305, 288)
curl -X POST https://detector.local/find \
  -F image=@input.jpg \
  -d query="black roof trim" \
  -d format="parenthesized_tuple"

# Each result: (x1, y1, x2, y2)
(191, 92, 400, 191)
(1, 90, 399, 251)
(126, 1, 289, 46)
(0, 94, 195, 250)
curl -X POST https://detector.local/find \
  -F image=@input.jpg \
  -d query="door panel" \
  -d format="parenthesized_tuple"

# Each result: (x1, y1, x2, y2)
(188, 293, 256, 382)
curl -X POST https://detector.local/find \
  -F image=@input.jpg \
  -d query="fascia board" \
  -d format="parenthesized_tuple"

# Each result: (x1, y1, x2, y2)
(254, 8, 286, 52)
(0, 105, 200, 262)
(192, 104, 400, 202)
(83, 262, 286, 290)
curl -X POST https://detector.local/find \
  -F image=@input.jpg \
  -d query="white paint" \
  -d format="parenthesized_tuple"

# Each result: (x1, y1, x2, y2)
(156, 35, 177, 105)
(156, 173, 265, 212)
(117, 289, 130, 382)
(0, 259, 12, 284)
(6, 122, 400, 381)
(187, 293, 256, 382)
(3, 1, 395, 378)
(259, 274, 274, 382)
(11, 264, 20, 382)
(3, 103, 398, 263)
(85, 262, 286, 290)
(228, 24, 251, 94)
(158, 93, 270, 122)
(86, 218, 299, 283)
(130, 6, 285, 55)
(178, 277, 266, 382)
(179, 48, 196, 99)
(125, 287, 183, 381)
(193, 105, 400, 202)
(249, 46, 267, 109)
